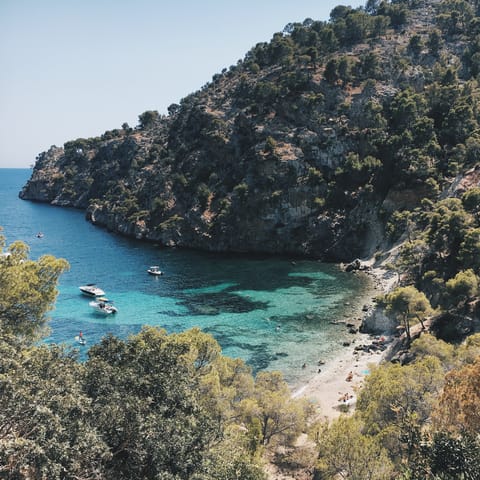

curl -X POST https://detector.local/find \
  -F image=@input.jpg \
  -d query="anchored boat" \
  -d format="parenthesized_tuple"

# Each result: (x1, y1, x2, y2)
(147, 266, 163, 276)
(79, 284, 105, 297)
(89, 297, 118, 315)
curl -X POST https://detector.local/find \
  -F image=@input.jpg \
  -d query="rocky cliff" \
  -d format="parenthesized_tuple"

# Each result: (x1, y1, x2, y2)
(20, 0, 479, 262)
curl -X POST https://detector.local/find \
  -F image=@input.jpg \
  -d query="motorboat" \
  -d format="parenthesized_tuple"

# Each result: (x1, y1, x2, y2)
(89, 298, 118, 315)
(79, 284, 105, 297)
(147, 266, 163, 276)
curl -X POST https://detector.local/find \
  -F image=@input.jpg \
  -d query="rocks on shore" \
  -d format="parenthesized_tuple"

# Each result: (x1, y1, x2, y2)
(353, 335, 391, 353)
(344, 259, 370, 272)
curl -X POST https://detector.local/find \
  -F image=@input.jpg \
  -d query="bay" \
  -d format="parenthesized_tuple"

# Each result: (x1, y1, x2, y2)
(0, 168, 371, 385)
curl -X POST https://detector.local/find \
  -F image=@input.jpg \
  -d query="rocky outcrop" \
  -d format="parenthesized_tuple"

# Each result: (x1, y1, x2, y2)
(441, 164, 480, 199)
(20, 146, 65, 203)
(20, 87, 388, 260)
(360, 307, 397, 335)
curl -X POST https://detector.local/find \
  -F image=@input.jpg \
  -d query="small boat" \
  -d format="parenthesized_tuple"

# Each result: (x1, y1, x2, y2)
(147, 266, 163, 276)
(79, 284, 105, 297)
(74, 335, 86, 345)
(89, 298, 118, 315)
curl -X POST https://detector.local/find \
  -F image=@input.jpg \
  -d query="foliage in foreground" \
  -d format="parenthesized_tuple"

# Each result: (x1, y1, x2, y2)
(0, 233, 69, 341)
(2, 223, 480, 480)
(0, 233, 311, 479)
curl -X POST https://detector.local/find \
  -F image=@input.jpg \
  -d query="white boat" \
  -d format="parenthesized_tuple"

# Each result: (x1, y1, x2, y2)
(79, 284, 105, 296)
(89, 298, 118, 315)
(147, 266, 163, 276)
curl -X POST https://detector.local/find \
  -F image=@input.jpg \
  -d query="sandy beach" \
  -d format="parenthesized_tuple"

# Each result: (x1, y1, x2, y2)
(292, 336, 388, 421)
(292, 261, 398, 422)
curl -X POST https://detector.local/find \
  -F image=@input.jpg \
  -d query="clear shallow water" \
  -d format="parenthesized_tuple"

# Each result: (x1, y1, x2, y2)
(0, 168, 371, 384)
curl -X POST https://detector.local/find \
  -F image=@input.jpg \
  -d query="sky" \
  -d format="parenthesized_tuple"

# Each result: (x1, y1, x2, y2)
(0, 0, 365, 168)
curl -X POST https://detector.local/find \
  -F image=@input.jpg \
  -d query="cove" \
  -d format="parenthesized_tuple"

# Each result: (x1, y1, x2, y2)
(0, 168, 372, 385)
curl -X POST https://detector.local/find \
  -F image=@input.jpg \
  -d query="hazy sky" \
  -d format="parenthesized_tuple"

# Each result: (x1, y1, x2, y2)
(0, 0, 365, 168)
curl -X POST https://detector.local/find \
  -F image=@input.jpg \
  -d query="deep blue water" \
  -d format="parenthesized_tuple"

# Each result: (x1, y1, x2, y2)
(0, 168, 371, 384)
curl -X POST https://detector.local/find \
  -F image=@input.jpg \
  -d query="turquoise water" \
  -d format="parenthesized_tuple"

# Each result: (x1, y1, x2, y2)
(0, 168, 371, 384)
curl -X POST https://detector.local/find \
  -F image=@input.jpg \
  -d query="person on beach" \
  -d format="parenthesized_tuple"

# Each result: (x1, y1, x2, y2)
(346, 371, 353, 382)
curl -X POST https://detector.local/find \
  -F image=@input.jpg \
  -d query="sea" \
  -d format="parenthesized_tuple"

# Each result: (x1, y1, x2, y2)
(0, 168, 372, 385)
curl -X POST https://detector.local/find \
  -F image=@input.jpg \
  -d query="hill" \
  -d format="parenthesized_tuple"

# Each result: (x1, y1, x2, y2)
(19, 1, 437, 257)
(21, 0, 480, 327)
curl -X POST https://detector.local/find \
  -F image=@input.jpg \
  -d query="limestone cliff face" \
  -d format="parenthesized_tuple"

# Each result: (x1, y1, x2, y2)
(20, 0, 461, 260)
(20, 102, 385, 259)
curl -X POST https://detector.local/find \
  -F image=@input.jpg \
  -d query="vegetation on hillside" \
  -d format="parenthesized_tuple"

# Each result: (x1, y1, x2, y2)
(21, 0, 474, 259)
(17, 0, 480, 252)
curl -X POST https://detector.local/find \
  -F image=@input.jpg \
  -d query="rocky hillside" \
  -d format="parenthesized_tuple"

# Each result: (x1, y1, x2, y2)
(20, 0, 480, 264)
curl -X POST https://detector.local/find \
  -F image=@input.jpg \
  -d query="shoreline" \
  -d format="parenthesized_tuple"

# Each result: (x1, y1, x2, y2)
(292, 334, 389, 421)
(291, 260, 397, 422)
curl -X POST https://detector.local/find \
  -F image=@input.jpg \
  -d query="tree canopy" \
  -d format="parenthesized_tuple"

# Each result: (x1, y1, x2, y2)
(384, 286, 433, 344)
(0, 232, 69, 342)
